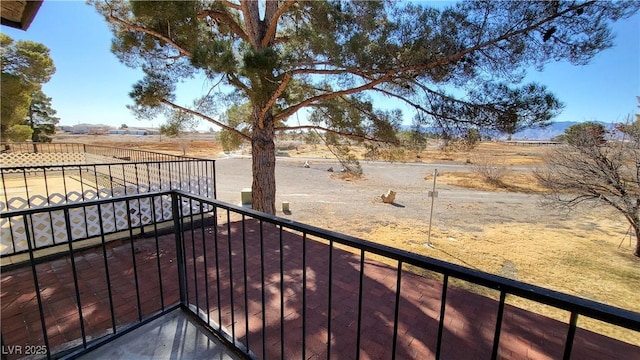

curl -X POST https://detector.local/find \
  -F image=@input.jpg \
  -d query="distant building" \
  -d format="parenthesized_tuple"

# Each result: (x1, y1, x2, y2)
(107, 127, 160, 136)
(71, 124, 112, 134)
(107, 129, 127, 135)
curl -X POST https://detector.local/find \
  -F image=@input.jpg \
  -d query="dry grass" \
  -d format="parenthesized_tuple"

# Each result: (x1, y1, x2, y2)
(54, 134, 223, 158)
(434, 171, 549, 194)
(286, 141, 550, 166)
(56, 134, 549, 166)
(346, 218, 639, 345)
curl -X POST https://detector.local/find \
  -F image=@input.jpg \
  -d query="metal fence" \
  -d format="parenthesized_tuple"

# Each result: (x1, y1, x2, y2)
(0, 160, 215, 256)
(0, 142, 188, 163)
(0, 143, 216, 256)
(1, 191, 638, 360)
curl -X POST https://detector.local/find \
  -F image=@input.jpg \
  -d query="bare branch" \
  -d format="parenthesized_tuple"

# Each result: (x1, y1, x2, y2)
(220, 0, 241, 11)
(262, 0, 297, 48)
(258, 72, 292, 129)
(226, 73, 250, 93)
(197, 9, 251, 43)
(372, 86, 472, 125)
(274, 72, 394, 122)
(159, 99, 251, 140)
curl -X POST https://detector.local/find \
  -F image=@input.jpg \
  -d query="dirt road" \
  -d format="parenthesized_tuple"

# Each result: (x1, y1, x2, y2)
(213, 156, 608, 238)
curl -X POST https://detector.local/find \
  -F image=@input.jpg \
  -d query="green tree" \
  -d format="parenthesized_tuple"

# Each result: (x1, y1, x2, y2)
(1, 73, 32, 139)
(159, 109, 197, 138)
(26, 89, 60, 142)
(303, 130, 321, 146)
(218, 103, 250, 152)
(557, 121, 607, 146)
(1, 33, 56, 141)
(94, 0, 638, 214)
(463, 128, 481, 149)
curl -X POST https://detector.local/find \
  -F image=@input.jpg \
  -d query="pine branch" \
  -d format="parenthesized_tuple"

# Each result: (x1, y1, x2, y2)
(274, 72, 394, 122)
(277, 125, 396, 144)
(108, 12, 191, 58)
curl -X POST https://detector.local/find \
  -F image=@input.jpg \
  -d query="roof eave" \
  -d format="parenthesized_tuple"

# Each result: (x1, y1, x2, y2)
(1, 1, 43, 31)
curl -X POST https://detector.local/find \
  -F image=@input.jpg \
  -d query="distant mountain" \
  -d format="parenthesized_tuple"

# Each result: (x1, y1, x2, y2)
(511, 121, 576, 140)
(511, 121, 618, 140)
(400, 121, 617, 141)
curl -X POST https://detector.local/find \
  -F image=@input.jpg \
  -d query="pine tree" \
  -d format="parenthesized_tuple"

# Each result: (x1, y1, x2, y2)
(94, 0, 639, 214)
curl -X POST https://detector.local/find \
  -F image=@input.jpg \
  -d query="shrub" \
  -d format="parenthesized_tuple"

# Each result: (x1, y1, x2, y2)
(471, 155, 508, 185)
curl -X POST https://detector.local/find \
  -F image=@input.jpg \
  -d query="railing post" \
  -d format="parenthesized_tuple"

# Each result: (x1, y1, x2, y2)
(562, 312, 579, 360)
(171, 192, 187, 304)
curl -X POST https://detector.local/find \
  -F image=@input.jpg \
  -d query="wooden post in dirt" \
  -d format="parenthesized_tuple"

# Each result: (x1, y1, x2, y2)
(426, 169, 438, 248)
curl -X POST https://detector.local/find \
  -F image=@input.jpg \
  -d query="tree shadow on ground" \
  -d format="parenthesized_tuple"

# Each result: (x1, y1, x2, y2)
(2, 216, 638, 360)
(180, 218, 640, 360)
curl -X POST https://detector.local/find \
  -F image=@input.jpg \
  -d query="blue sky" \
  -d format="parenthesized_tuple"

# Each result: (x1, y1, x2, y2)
(2, 1, 638, 131)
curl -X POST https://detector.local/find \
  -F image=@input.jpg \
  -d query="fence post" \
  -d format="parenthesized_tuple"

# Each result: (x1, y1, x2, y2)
(171, 192, 187, 304)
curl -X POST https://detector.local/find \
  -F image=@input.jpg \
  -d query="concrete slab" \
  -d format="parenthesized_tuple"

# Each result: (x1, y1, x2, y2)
(77, 309, 242, 360)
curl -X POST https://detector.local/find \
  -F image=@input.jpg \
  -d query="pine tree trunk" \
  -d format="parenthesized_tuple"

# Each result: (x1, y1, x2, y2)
(251, 111, 276, 214)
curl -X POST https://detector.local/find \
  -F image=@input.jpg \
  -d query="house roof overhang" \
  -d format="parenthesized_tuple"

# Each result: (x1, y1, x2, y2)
(1, 1, 43, 31)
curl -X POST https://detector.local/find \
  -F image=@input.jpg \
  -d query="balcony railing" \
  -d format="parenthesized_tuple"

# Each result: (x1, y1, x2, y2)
(1, 142, 190, 163)
(1, 191, 639, 359)
(0, 143, 215, 257)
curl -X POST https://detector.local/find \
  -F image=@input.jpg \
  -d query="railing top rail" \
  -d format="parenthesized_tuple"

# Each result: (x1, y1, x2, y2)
(0, 142, 211, 161)
(2, 189, 638, 332)
(83, 143, 209, 160)
(0, 158, 215, 171)
(0, 191, 174, 217)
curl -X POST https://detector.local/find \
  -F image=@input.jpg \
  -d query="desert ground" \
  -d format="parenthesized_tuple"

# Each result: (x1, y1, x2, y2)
(48, 133, 638, 344)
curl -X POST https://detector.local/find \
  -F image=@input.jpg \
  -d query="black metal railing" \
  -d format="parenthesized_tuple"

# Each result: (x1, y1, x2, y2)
(0, 142, 85, 155)
(0, 160, 215, 256)
(1, 191, 638, 360)
(0, 193, 185, 360)
(0, 142, 189, 162)
(1, 159, 216, 207)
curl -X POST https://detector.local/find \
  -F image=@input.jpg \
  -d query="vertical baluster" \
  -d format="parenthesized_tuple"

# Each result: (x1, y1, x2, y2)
(22, 214, 51, 359)
(391, 261, 403, 360)
(172, 192, 187, 304)
(302, 233, 307, 360)
(125, 199, 142, 321)
(562, 312, 579, 360)
(435, 274, 449, 360)
(260, 219, 266, 359)
(241, 214, 250, 351)
(355, 249, 365, 359)
(97, 203, 117, 334)
(327, 239, 334, 360)
(200, 201, 210, 324)
(491, 291, 507, 360)
(227, 209, 236, 345)
(63, 208, 87, 348)
(279, 225, 285, 360)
